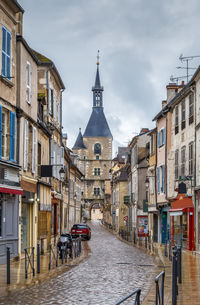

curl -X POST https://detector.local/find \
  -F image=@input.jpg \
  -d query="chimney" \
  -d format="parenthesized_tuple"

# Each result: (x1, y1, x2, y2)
(16, 12, 23, 36)
(140, 128, 149, 134)
(62, 133, 68, 148)
(166, 83, 179, 103)
(162, 100, 167, 108)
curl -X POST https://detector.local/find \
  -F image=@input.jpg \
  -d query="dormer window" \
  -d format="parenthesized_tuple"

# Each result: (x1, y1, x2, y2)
(94, 143, 101, 155)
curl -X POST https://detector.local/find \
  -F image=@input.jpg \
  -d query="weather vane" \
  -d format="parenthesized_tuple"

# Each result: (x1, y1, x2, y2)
(97, 50, 100, 65)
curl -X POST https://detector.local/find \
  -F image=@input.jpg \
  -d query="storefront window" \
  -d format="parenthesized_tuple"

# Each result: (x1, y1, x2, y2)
(173, 213, 187, 245)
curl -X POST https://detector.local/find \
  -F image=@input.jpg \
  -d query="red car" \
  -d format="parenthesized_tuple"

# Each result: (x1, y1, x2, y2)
(71, 224, 91, 240)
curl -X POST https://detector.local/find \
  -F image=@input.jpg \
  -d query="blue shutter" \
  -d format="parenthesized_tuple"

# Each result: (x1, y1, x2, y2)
(0, 105, 2, 158)
(158, 132, 160, 147)
(9, 111, 15, 162)
(1, 27, 6, 76)
(157, 167, 160, 194)
(162, 128, 165, 145)
(162, 165, 165, 193)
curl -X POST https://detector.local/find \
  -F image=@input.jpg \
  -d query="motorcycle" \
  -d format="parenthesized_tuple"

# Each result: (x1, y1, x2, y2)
(57, 233, 73, 259)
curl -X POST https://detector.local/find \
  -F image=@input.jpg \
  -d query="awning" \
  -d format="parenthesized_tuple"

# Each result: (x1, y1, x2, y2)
(169, 193, 193, 215)
(0, 184, 23, 195)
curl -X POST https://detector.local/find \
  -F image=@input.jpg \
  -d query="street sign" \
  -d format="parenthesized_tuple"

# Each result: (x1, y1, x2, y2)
(123, 216, 128, 222)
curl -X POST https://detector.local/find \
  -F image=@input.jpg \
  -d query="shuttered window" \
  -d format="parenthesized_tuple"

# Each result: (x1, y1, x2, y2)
(24, 120, 29, 170)
(189, 142, 193, 176)
(26, 62, 31, 103)
(161, 165, 165, 193)
(9, 111, 15, 162)
(32, 127, 37, 173)
(157, 167, 160, 194)
(1, 26, 11, 79)
(175, 149, 179, 180)
(181, 146, 186, 178)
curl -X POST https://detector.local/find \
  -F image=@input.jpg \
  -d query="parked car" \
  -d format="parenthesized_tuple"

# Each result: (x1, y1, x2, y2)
(57, 233, 73, 258)
(71, 224, 91, 240)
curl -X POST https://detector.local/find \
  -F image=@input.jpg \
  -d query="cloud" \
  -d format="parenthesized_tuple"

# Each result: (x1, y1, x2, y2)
(19, 0, 200, 154)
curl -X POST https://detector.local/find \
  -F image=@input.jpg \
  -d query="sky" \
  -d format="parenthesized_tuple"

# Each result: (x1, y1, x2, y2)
(19, 0, 200, 155)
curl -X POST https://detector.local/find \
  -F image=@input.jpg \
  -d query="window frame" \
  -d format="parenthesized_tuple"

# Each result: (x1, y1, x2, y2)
(1, 26, 11, 80)
(181, 99, 185, 130)
(189, 93, 194, 124)
(181, 146, 186, 178)
(175, 105, 179, 134)
(94, 187, 100, 196)
(189, 142, 193, 176)
(175, 149, 179, 180)
(26, 61, 31, 104)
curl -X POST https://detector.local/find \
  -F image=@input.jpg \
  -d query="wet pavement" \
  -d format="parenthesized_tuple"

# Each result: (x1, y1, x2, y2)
(0, 221, 156, 305)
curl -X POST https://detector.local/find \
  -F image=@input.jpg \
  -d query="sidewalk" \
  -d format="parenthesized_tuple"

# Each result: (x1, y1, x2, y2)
(104, 225, 200, 305)
(0, 242, 90, 297)
(142, 247, 200, 305)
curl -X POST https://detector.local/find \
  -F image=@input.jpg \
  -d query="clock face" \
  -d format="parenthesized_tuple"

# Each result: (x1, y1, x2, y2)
(94, 143, 101, 154)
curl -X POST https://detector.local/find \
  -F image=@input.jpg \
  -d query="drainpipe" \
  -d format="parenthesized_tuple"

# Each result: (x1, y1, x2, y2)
(16, 108, 22, 165)
(191, 85, 197, 248)
(68, 161, 71, 232)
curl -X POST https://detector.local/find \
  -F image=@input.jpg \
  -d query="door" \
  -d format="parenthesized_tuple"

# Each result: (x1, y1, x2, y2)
(153, 214, 158, 242)
(161, 211, 167, 243)
(21, 203, 30, 252)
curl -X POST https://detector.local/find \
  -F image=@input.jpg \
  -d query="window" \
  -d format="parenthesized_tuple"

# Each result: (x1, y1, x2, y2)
(32, 127, 37, 174)
(1, 26, 11, 79)
(189, 142, 193, 176)
(48, 88, 54, 115)
(38, 142, 41, 177)
(150, 176, 154, 194)
(181, 146, 186, 178)
(175, 149, 179, 180)
(158, 129, 165, 147)
(152, 134, 155, 154)
(24, 119, 29, 170)
(54, 94, 57, 122)
(181, 99, 185, 130)
(189, 93, 194, 124)
(157, 131, 160, 147)
(161, 165, 165, 193)
(94, 168, 100, 176)
(0, 107, 15, 161)
(94, 187, 100, 196)
(157, 167, 160, 194)
(94, 143, 101, 155)
(175, 105, 179, 134)
(26, 62, 31, 103)
(96, 155, 99, 160)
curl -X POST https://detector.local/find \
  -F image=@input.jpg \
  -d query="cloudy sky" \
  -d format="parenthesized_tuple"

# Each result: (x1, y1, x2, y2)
(19, 0, 200, 155)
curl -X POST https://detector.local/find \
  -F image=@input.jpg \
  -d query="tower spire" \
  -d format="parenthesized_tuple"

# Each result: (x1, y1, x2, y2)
(92, 50, 103, 107)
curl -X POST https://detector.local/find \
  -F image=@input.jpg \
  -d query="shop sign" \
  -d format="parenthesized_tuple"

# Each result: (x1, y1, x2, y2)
(137, 215, 148, 237)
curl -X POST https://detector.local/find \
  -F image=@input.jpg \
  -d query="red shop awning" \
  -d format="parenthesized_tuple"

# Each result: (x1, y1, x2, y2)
(169, 193, 193, 213)
(0, 184, 23, 195)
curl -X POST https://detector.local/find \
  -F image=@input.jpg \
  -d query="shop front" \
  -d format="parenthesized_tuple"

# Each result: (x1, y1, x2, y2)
(169, 193, 195, 251)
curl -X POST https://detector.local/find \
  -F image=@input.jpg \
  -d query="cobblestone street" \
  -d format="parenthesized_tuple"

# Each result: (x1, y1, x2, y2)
(0, 221, 156, 305)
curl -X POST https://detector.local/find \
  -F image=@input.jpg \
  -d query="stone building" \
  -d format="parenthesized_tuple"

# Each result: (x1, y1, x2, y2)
(16, 35, 39, 255)
(72, 56, 112, 217)
(0, 0, 24, 263)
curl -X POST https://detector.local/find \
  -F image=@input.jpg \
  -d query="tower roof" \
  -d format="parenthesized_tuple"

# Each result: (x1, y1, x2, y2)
(92, 51, 103, 92)
(83, 107, 112, 138)
(72, 128, 87, 149)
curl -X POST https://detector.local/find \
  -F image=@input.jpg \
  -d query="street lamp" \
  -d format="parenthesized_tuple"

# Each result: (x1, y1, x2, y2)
(145, 177, 150, 190)
(59, 167, 65, 181)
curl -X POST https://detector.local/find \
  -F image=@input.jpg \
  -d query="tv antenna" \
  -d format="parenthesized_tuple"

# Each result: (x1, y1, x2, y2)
(179, 54, 200, 82)
(170, 74, 193, 83)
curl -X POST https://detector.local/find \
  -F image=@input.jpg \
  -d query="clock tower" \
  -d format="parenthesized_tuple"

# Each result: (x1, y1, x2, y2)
(72, 52, 112, 217)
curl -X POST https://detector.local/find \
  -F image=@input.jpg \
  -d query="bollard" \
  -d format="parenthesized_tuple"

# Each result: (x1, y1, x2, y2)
(7, 247, 10, 284)
(134, 230, 136, 244)
(49, 244, 51, 270)
(32, 247, 35, 276)
(169, 240, 172, 261)
(177, 245, 182, 284)
(145, 236, 147, 249)
(37, 243, 40, 274)
(172, 247, 178, 305)
(25, 249, 27, 279)
(165, 239, 168, 257)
